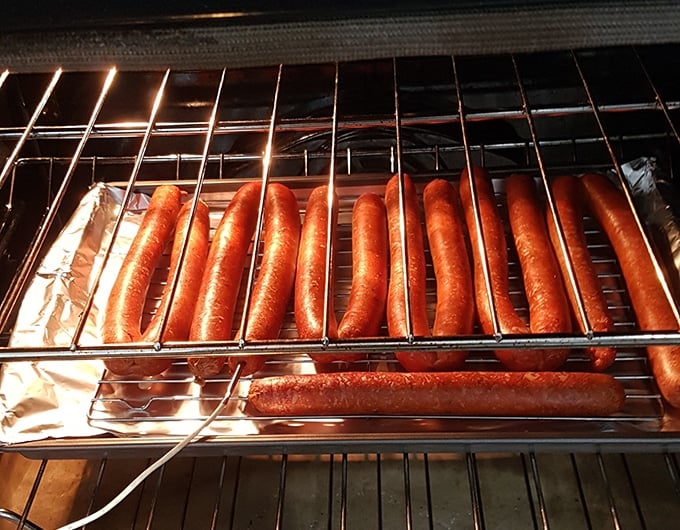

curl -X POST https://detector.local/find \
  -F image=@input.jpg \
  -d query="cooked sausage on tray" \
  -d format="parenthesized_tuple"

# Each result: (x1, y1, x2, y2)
(247, 371, 626, 417)
(294, 185, 340, 345)
(336, 192, 389, 344)
(295, 186, 388, 364)
(581, 172, 680, 408)
(384, 173, 433, 371)
(188, 182, 262, 379)
(103, 186, 210, 377)
(420, 178, 474, 369)
(226, 182, 301, 376)
(548, 175, 616, 371)
(459, 167, 571, 371)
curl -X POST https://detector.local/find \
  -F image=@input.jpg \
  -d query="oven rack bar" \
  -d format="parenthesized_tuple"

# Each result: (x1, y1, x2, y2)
(0, 97, 677, 142)
(2, 452, 680, 529)
(2, 331, 680, 363)
(7, 125, 671, 173)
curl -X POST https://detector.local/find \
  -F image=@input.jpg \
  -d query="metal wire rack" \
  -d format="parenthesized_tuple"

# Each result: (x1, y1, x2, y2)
(1, 42, 680, 530)
(2, 451, 680, 529)
(1, 45, 680, 453)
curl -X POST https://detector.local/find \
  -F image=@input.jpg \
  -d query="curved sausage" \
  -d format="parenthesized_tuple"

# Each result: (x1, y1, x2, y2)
(337, 192, 389, 346)
(248, 371, 625, 417)
(384, 173, 431, 371)
(295, 185, 339, 346)
(421, 178, 474, 370)
(104, 188, 210, 377)
(581, 172, 680, 408)
(227, 183, 301, 376)
(506, 173, 572, 368)
(459, 167, 569, 371)
(548, 175, 616, 371)
(188, 182, 262, 379)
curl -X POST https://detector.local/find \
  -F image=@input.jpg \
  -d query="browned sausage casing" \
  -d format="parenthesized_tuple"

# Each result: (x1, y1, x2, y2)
(295, 185, 339, 347)
(296, 187, 387, 364)
(421, 178, 474, 370)
(459, 167, 570, 371)
(188, 182, 262, 379)
(248, 371, 625, 417)
(581, 172, 680, 408)
(384, 173, 431, 371)
(337, 192, 389, 344)
(548, 175, 616, 371)
(104, 188, 210, 377)
(227, 183, 301, 376)
(506, 173, 572, 367)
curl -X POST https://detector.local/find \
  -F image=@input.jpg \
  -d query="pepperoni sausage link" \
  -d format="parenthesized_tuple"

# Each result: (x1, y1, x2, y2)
(188, 182, 262, 379)
(295, 185, 339, 347)
(227, 183, 301, 376)
(248, 371, 625, 417)
(459, 167, 569, 371)
(581, 172, 680, 407)
(506, 173, 572, 368)
(548, 175, 616, 371)
(384, 173, 431, 371)
(104, 188, 210, 377)
(337, 192, 389, 346)
(421, 178, 474, 370)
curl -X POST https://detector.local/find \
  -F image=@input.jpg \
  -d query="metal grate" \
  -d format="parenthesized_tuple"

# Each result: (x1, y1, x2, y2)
(2, 451, 680, 529)
(1, 45, 680, 457)
(2, 43, 680, 530)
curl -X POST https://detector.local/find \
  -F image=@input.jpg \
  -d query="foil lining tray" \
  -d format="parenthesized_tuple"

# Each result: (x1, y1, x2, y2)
(1, 163, 679, 451)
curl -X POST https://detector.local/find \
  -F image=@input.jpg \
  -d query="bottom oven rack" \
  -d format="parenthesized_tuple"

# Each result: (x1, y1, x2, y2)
(2, 450, 680, 530)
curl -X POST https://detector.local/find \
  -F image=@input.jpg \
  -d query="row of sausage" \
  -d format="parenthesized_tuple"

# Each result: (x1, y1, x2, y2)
(100, 166, 680, 411)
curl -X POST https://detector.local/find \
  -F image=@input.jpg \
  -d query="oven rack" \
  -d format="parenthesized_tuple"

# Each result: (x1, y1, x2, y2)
(1, 45, 680, 454)
(0, 172, 674, 456)
(2, 451, 680, 529)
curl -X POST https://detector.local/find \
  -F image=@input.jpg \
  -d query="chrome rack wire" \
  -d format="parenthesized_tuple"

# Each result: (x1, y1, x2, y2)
(0, 47, 680, 454)
(3, 451, 680, 529)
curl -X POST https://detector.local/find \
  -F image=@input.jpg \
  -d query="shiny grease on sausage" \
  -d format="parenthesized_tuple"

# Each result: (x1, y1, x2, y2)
(104, 187, 210, 377)
(459, 166, 570, 371)
(581, 172, 680, 408)
(548, 175, 616, 371)
(188, 182, 261, 379)
(295, 185, 339, 345)
(417, 178, 474, 370)
(227, 183, 301, 376)
(384, 173, 431, 371)
(295, 186, 388, 364)
(337, 192, 389, 343)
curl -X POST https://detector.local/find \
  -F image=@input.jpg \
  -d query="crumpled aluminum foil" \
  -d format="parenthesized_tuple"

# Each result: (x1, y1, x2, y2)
(0, 183, 266, 445)
(616, 157, 680, 301)
(0, 183, 148, 443)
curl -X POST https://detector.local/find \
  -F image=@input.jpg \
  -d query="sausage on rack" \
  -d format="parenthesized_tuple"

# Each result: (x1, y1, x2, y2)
(420, 178, 474, 370)
(188, 182, 261, 379)
(336, 192, 389, 344)
(248, 371, 626, 417)
(296, 187, 388, 364)
(104, 187, 210, 377)
(459, 167, 571, 371)
(548, 175, 616, 371)
(384, 173, 432, 371)
(581, 172, 680, 408)
(294, 185, 339, 348)
(227, 183, 301, 376)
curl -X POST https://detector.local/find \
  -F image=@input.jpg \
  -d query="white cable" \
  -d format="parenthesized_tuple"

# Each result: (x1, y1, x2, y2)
(58, 362, 244, 530)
